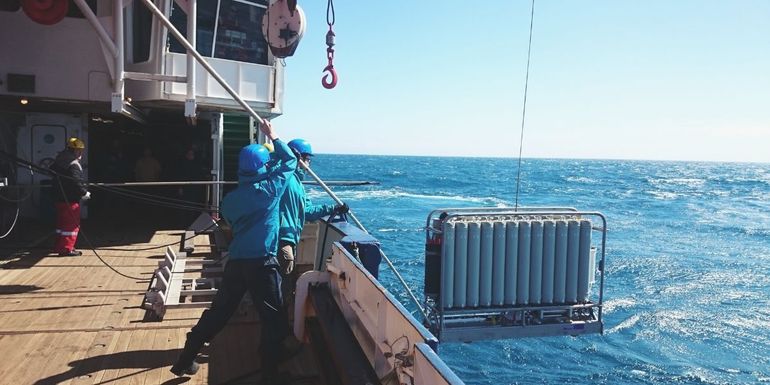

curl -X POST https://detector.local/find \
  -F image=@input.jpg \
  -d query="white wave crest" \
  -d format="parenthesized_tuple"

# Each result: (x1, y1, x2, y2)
(566, 176, 597, 183)
(603, 298, 638, 313)
(607, 314, 641, 334)
(649, 177, 706, 188)
(646, 190, 679, 200)
(307, 188, 510, 205)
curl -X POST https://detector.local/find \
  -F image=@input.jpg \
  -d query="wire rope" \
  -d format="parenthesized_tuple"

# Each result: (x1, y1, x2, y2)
(514, 0, 536, 210)
(0, 206, 19, 239)
(53, 174, 150, 281)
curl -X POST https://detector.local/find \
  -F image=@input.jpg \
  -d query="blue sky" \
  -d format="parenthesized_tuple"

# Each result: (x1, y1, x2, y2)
(276, 1, 770, 162)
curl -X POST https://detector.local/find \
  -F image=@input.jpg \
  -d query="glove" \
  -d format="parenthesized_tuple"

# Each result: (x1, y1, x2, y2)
(82, 191, 91, 200)
(279, 244, 295, 275)
(334, 202, 350, 214)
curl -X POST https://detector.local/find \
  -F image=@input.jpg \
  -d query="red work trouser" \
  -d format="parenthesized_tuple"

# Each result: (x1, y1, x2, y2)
(54, 202, 80, 253)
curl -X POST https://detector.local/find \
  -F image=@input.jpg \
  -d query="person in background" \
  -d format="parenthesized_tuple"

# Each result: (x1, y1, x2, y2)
(104, 140, 130, 182)
(170, 120, 297, 382)
(176, 145, 205, 206)
(50, 137, 89, 257)
(278, 139, 348, 290)
(134, 147, 162, 182)
(102, 140, 130, 214)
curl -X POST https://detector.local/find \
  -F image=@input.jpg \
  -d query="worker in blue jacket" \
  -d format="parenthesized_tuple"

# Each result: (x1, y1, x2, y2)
(278, 138, 348, 278)
(171, 120, 296, 380)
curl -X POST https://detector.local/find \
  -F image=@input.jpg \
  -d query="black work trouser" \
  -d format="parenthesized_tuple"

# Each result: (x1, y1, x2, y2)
(183, 258, 287, 368)
(278, 240, 297, 335)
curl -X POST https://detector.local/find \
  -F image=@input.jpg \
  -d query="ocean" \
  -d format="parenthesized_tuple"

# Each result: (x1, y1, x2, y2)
(308, 155, 770, 385)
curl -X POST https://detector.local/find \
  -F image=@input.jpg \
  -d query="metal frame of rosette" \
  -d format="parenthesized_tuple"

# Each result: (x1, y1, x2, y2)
(423, 207, 607, 342)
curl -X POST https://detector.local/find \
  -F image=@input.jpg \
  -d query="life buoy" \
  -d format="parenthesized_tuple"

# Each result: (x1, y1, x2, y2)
(22, 0, 68, 26)
(261, 0, 306, 59)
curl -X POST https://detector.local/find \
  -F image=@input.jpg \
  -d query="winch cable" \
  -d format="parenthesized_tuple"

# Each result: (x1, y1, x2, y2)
(0, 206, 19, 239)
(92, 184, 217, 212)
(298, 159, 430, 321)
(0, 150, 216, 250)
(53, 176, 150, 281)
(97, 220, 219, 252)
(0, 142, 22, 238)
(92, 182, 218, 210)
(0, 150, 216, 212)
(0, 136, 32, 204)
(514, 0, 536, 210)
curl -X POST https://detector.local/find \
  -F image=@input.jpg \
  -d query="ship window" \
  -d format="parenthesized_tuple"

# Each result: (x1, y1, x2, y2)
(132, 0, 152, 63)
(213, 0, 268, 64)
(168, 1, 219, 57)
(0, 0, 20, 12)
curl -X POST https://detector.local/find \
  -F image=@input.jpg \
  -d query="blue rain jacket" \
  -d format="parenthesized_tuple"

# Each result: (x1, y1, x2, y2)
(278, 169, 335, 246)
(222, 139, 297, 260)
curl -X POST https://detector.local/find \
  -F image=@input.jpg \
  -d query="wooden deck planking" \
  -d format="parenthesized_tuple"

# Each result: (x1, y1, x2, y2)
(0, 226, 327, 385)
(0, 333, 47, 382)
(36, 331, 93, 385)
(143, 328, 175, 385)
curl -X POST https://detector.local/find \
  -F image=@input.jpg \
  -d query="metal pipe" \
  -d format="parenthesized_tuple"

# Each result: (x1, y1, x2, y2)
(72, 0, 118, 57)
(114, 0, 125, 95)
(212, 113, 223, 214)
(298, 159, 429, 321)
(139, 0, 266, 125)
(185, 0, 197, 118)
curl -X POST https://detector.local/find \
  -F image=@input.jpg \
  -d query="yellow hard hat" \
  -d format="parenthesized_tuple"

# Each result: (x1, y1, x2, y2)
(67, 137, 85, 150)
(263, 142, 274, 153)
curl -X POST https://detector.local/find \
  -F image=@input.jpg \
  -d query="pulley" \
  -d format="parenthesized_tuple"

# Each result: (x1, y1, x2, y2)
(261, 0, 306, 59)
(22, 0, 69, 26)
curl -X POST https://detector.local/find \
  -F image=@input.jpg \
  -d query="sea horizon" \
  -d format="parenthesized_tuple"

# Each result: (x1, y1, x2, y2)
(314, 152, 770, 165)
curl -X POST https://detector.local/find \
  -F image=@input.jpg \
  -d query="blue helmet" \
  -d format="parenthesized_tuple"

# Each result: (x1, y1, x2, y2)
(238, 144, 270, 175)
(288, 138, 313, 157)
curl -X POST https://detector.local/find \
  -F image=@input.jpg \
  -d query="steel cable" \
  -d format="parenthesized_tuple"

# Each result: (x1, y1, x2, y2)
(515, 0, 536, 210)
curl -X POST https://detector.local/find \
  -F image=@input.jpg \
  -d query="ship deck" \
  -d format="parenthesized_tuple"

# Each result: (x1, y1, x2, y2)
(0, 218, 323, 385)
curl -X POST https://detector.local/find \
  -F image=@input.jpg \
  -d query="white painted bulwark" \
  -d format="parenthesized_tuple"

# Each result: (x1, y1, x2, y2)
(315, 243, 463, 385)
(162, 52, 279, 110)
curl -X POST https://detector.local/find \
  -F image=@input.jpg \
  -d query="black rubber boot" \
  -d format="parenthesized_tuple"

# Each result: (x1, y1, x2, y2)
(170, 361, 199, 377)
(170, 333, 205, 377)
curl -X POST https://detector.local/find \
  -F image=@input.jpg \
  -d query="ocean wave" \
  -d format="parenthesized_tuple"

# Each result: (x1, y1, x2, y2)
(607, 314, 641, 334)
(565, 176, 598, 184)
(307, 188, 511, 206)
(376, 228, 421, 233)
(647, 177, 707, 188)
(603, 298, 638, 313)
(680, 368, 731, 385)
(646, 190, 680, 200)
